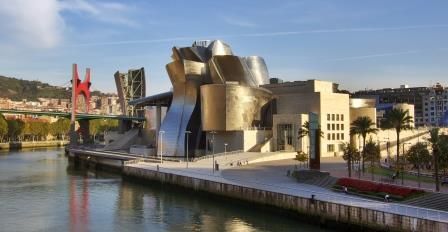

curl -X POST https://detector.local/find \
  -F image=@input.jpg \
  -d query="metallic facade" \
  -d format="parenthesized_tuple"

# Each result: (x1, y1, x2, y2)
(157, 40, 272, 157)
(201, 84, 272, 131)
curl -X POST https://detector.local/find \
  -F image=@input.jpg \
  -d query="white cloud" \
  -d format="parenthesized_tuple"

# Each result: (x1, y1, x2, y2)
(221, 16, 258, 28)
(60, 0, 138, 28)
(0, 0, 137, 49)
(0, 0, 65, 48)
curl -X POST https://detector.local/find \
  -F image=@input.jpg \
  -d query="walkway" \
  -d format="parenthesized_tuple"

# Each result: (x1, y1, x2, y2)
(128, 152, 448, 223)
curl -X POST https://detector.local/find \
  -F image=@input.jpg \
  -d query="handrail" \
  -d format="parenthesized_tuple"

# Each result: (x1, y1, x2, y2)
(191, 150, 244, 162)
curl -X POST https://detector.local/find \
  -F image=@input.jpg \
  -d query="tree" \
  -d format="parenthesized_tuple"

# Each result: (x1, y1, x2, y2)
(295, 151, 309, 168)
(16, 119, 25, 141)
(58, 118, 71, 140)
(381, 109, 413, 184)
(89, 119, 101, 142)
(88, 119, 119, 143)
(405, 142, 431, 188)
(50, 118, 71, 140)
(363, 139, 381, 180)
(341, 142, 359, 178)
(350, 116, 378, 172)
(428, 128, 441, 192)
(38, 122, 49, 140)
(0, 114, 8, 142)
(438, 135, 448, 176)
(298, 121, 323, 163)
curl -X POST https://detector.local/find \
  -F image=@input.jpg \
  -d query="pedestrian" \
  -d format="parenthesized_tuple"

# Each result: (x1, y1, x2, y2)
(384, 194, 390, 202)
(310, 194, 316, 204)
(343, 186, 348, 194)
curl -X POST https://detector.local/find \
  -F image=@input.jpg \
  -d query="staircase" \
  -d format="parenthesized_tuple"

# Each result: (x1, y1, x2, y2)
(293, 170, 339, 189)
(301, 176, 339, 188)
(403, 193, 448, 211)
(104, 129, 139, 151)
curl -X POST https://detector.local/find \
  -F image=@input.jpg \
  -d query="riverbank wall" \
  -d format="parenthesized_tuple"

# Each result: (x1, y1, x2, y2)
(123, 165, 448, 232)
(0, 140, 68, 150)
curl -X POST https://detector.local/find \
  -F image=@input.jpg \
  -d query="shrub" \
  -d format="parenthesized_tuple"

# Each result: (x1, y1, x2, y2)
(335, 178, 424, 198)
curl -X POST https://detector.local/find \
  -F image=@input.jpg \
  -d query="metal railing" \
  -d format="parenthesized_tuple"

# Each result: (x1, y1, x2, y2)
(191, 150, 244, 162)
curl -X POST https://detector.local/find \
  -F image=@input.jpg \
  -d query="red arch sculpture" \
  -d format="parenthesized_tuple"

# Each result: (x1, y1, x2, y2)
(72, 64, 91, 113)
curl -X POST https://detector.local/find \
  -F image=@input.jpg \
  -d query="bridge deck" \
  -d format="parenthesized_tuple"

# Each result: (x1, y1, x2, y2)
(0, 109, 145, 121)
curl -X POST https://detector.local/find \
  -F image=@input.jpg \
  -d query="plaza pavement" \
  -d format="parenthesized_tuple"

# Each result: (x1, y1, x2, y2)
(128, 152, 448, 223)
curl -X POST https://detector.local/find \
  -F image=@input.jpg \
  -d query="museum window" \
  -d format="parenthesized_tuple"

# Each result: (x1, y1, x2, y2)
(332, 124, 335, 130)
(327, 134, 331, 140)
(332, 114, 335, 121)
(336, 114, 339, 121)
(327, 114, 330, 121)
(327, 124, 330, 130)
(341, 124, 344, 130)
(336, 124, 340, 130)
(332, 133, 335, 140)
(327, 144, 334, 152)
(341, 114, 344, 121)
(337, 133, 340, 140)
(341, 133, 344, 140)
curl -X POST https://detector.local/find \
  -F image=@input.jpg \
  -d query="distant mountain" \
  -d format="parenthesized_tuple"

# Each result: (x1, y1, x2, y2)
(0, 75, 108, 101)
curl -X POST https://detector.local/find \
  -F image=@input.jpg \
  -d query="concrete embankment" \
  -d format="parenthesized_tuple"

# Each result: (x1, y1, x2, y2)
(123, 165, 448, 232)
(0, 140, 68, 150)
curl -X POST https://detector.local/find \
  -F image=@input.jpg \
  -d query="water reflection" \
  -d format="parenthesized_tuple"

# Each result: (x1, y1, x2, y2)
(0, 148, 333, 232)
(69, 176, 89, 232)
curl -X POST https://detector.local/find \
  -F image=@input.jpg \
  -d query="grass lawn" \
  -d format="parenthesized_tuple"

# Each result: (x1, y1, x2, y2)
(369, 166, 435, 184)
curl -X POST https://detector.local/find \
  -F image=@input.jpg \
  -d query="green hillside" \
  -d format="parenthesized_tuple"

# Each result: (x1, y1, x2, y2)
(0, 75, 107, 101)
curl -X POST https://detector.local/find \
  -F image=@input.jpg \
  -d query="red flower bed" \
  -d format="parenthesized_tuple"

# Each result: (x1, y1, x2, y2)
(336, 178, 424, 197)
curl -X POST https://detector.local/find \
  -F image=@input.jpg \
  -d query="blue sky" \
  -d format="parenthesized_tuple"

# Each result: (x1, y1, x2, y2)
(0, 0, 447, 94)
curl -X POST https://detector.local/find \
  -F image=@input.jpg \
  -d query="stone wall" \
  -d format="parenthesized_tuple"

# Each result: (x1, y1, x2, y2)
(124, 165, 448, 232)
(0, 140, 68, 150)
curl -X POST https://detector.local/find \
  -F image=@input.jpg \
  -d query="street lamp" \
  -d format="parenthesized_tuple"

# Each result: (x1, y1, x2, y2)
(185, 130, 191, 168)
(159, 130, 165, 164)
(224, 143, 228, 159)
(400, 142, 412, 185)
(210, 131, 217, 173)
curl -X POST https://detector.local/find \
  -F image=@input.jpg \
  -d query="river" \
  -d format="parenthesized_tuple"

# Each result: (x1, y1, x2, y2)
(0, 148, 333, 232)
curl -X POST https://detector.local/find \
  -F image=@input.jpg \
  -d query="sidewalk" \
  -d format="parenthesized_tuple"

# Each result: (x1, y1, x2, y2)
(127, 153, 448, 223)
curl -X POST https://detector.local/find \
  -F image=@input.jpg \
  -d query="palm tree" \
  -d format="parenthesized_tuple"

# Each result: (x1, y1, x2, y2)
(380, 108, 413, 184)
(350, 116, 378, 172)
(341, 142, 359, 178)
(428, 128, 441, 192)
(298, 121, 323, 168)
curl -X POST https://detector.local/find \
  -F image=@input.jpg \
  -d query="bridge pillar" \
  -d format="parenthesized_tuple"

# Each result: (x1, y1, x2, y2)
(118, 119, 132, 134)
(79, 119, 91, 144)
(69, 122, 78, 147)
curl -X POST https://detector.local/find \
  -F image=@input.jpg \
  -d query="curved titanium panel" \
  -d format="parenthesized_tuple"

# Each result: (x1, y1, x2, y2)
(209, 56, 257, 87)
(243, 56, 269, 86)
(207, 40, 233, 56)
(200, 84, 272, 131)
(154, 39, 271, 157)
(159, 60, 206, 157)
